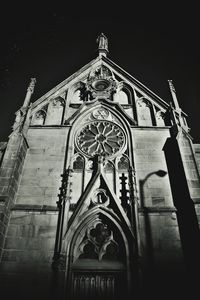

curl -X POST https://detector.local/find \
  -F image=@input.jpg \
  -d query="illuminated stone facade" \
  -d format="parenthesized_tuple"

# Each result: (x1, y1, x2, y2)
(0, 35, 200, 300)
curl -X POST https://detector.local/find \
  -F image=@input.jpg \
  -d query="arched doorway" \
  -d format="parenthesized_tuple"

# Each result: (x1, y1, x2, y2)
(66, 212, 132, 300)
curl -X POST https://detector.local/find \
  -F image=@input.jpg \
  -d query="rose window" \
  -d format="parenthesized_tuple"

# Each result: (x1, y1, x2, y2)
(76, 121, 125, 157)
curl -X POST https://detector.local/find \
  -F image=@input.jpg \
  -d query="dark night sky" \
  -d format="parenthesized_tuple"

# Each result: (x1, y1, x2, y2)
(0, 3, 199, 142)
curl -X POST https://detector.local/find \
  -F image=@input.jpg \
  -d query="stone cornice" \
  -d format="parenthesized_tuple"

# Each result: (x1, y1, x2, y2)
(139, 206, 176, 213)
(11, 204, 58, 212)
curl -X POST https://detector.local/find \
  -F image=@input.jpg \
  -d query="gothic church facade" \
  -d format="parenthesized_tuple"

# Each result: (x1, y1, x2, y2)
(0, 34, 200, 299)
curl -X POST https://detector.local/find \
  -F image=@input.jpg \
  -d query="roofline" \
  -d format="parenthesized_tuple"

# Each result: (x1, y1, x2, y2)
(31, 56, 101, 109)
(31, 54, 187, 117)
(102, 56, 188, 117)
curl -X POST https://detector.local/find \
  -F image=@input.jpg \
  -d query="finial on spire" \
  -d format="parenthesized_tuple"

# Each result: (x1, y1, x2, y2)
(27, 78, 36, 94)
(168, 79, 187, 129)
(23, 78, 36, 107)
(96, 33, 109, 57)
(167, 79, 180, 111)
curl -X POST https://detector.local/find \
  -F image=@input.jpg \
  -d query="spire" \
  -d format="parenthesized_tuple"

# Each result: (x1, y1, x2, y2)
(96, 33, 109, 57)
(168, 79, 187, 130)
(23, 78, 36, 107)
(168, 79, 180, 111)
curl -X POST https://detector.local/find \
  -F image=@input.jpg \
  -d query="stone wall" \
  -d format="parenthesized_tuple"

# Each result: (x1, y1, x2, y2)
(178, 135, 200, 200)
(194, 144, 200, 174)
(0, 127, 69, 300)
(132, 127, 184, 285)
(15, 127, 67, 207)
(194, 143, 200, 227)
(133, 128, 174, 208)
(0, 134, 28, 258)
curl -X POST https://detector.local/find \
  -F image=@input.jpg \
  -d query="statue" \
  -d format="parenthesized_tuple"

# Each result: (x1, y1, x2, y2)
(96, 33, 108, 52)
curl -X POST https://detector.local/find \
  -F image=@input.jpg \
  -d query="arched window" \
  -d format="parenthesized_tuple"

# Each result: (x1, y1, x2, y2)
(116, 156, 130, 213)
(31, 110, 46, 125)
(156, 110, 165, 126)
(104, 160, 115, 173)
(73, 155, 85, 171)
(137, 98, 154, 126)
(45, 97, 64, 125)
(69, 81, 86, 104)
(114, 90, 129, 104)
(104, 160, 115, 192)
(117, 156, 129, 171)
(70, 155, 85, 205)
(113, 83, 137, 120)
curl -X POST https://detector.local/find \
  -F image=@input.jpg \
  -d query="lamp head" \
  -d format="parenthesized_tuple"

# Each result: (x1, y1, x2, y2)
(155, 170, 167, 177)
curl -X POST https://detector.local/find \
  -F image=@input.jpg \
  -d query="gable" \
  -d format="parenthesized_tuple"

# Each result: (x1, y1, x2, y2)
(28, 55, 179, 129)
(65, 166, 134, 241)
(30, 56, 172, 112)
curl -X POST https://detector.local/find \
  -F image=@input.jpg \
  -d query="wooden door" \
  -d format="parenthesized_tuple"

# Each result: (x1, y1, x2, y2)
(71, 271, 125, 300)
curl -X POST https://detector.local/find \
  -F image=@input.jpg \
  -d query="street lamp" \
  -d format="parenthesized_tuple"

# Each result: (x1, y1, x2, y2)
(138, 169, 167, 267)
(139, 170, 167, 207)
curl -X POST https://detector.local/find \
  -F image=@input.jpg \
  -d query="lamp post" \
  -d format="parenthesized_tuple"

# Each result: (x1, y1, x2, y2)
(139, 170, 167, 207)
(139, 170, 167, 266)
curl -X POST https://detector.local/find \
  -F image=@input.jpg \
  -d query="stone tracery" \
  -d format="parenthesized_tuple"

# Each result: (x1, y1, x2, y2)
(78, 221, 119, 261)
(76, 121, 125, 158)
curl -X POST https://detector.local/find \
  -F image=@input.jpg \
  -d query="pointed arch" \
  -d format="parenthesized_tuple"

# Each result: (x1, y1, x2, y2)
(68, 81, 86, 104)
(31, 109, 46, 125)
(104, 159, 115, 172)
(65, 205, 135, 257)
(136, 97, 156, 126)
(115, 154, 130, 212)
(45, 97, 65, 125)
(103, 159, 116, 194)
(64, 101, 136, 169)
(155, 109, 165, 126)
(64, 206, 135, 299)
(113, 82, 132, 105)
(70, 153, 86, 201)
(71, 153, 85, 171)
(113, 82, 137, 121)
(114, 90, 129, 104)
(117, 154, 130, 171)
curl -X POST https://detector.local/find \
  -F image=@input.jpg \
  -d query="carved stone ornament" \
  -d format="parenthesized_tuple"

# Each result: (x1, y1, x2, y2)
(86, 65, 117, 98)
(90, 189, 109, 206)
(92, 108, 109, 120)
(52, 97, 65, 107)
(35, 110, 46, 119)
(137, 97, 151, 107)
(156, 110, 165, 119)
(78, 221, 119, 261)
(76, 121, 125, 158)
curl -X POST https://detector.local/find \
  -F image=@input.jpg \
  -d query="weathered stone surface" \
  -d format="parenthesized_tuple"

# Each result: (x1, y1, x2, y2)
(0, 43, 200, 300)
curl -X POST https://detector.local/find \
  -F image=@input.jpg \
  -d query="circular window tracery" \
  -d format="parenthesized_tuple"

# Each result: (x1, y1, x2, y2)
(76, 121, 125, 158)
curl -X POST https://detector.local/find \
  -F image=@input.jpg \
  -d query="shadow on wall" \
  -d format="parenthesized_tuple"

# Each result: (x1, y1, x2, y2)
(163, 137, 200, 290)
(139, 170, 167, 265)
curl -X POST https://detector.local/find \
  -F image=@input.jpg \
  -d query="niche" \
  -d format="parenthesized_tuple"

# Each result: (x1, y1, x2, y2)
(137, 98, 155, 126)
(31, 110, 46, 125)
(45, 97, 65, 125)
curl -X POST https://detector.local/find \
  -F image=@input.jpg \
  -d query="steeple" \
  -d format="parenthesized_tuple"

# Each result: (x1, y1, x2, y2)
(96, 33, 109, 57)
